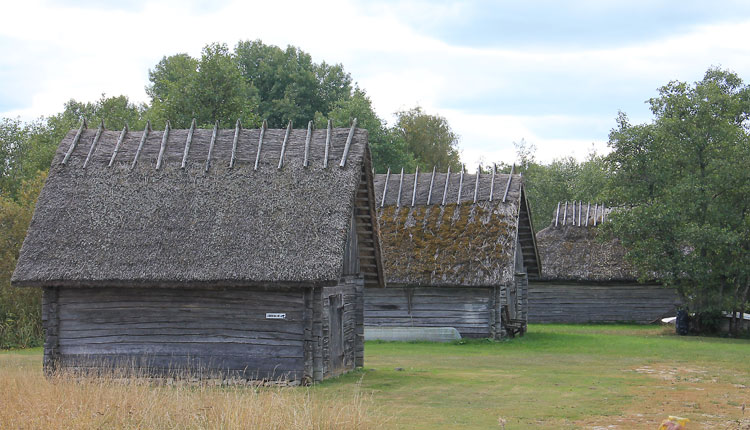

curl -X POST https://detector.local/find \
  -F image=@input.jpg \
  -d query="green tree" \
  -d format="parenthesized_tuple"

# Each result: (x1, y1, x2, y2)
(604, 68, 750, 334)
(393, 107, 461, 171)
(234, 40, 352, 127)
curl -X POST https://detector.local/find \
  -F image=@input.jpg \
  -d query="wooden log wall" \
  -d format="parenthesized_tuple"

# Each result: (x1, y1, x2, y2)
(42, 287, 60, 374)
(318, 282, 359, 379)
(528, 283, 681, 323)
(364, 287, 494, 338)
(54, 286, 307, 380)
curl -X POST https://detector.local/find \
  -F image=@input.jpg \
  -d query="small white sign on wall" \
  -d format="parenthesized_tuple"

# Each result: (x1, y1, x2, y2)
(266, 313, 286, 320)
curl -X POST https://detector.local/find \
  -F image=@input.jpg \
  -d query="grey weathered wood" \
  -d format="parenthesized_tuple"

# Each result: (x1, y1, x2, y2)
(602, 204, 607, 223)
(396, 167, 404, 207)
(339, 118, 357, 168)
(528, 282, 681, 323)
(156, 121, 170, 170)
(503, 164, 514, 203)
(593, 203, 599, 226)
(230, 119, 241, 168)
(427, 166, 436, 205)
(83, 119, 104, 168)
(324, 120, 332, 168)
(563, 201, 568, 226)
(303, 120, 312, 168)
(473, 166, 480, 203)
(585, 202, 590, 226)
(411, 166, 419, 206)
(457, 164, 464, 204)
(555, 201, 561, 227)
(254, 120, 267, 171)
(181, 119, 196, 169)
(278, 120, 292, 169)
(130, 121, 151, 170)
(489, 163, 496, 201)
(61, 119, 87, 165)
(108, 124, 128, 167)
(381, 167, 390, 208)
(442, 165, 451, 206)
(578, 201, 582, 226)
(205, 121, 219, 172)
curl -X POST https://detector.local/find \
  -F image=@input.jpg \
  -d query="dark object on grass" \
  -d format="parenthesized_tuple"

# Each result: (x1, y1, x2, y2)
(676, 310, 689, 335)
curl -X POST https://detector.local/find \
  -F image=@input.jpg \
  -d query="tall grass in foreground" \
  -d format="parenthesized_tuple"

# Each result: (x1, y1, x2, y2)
(0, 356, 380, 429)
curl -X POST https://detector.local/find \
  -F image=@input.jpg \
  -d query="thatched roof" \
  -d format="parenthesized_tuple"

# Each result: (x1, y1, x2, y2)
(12, 120, 384, 288)
(373, 168, 540, 287)
(536, 201, 638, 282)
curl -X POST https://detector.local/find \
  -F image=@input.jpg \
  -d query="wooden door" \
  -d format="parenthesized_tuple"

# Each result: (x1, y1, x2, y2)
(328, 295, 344, 371)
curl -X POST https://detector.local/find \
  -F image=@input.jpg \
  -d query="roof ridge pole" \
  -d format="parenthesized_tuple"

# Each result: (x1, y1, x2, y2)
(562, 201, 568, 226)
(593, 203, 598, 226)
(324, 120, 332, 168)
(339, 118, 357, 168)
(555, 201, 561, 226)
(396, 167, 405, 207)
(303, 120, 312, 168)
(109, 123, 129, 167)
(572, 200, 576, 226)
(254, 119, 267, 171)
(156, 120, 171, 170)
(457, 164, 464, 204)
(131, 120, 151, 170)
(489, 163, 496, 201)
(381, 167, 390, 208)
(230, 119, 242, 168)
(427, 166, 436, 205)
(278, 120, 292, 169)
(473, 165, 480, 203)
(441, 165, 451, 206)
(205, 120, 219, 172)
(83, 119, 105, 168)
(61, 118, 88, 165)
(411, 165, 419, 207)
(602, 204, 606, 223)
(585, 202, 590, 227)
(182, 118, 196, 169)
(502, 163, 515, 203)
(578, 201, 582, 226)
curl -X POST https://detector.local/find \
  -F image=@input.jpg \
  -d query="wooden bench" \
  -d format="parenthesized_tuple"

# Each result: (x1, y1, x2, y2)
(501, 305, 526, 338)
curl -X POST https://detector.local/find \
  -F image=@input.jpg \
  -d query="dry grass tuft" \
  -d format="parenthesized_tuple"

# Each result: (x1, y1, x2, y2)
(0, 354, 380, 429)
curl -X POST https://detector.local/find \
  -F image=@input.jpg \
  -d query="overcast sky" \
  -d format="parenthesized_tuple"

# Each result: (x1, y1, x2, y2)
(4, 0, 750, 167)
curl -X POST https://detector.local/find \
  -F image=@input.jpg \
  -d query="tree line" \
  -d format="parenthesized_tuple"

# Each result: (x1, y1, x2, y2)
(0, 39, 747, 345)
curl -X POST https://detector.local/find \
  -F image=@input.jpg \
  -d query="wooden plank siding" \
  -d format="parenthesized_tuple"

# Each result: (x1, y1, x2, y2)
(528, 283, 681, 323)
(364, 287, 494, 338)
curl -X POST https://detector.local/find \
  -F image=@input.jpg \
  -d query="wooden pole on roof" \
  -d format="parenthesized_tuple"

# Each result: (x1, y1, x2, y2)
(457, 164, 465, 204)
(131, 120, 151, 170)
(324, 120, 332, 168)
(602, 204, 606, 222)
(254, 120, 267, 171)
(411, 165, 419, 207)
(156, 121, 170, 170)
(572, 200, 576, 226)
(109, 123, 128, 167)
(473, 165, 480, 203)
(489, 163, 496, 201)
(303, 120, 312, 168)
(442, 165, 451, 206)
(230, 119, 242, 168)
(396, 167, 404, 207)
(578, 201, 582, 226)
(562, 201, 568, 225)
(278, 120, 292, 169)
(427, 166, 436, 205)
(339, 118, 357, 168)
(593, 203, 598, 226)
(205, 120, 219, 172)
(181, 119, 196, 169)
(83, 119, 104, 168)
(381, 167, 390, 208)
(62, 118, 87, 165)
(502, 164, 514, 203)
(555, 201, 561, 226)
(585, 202, 590, 226)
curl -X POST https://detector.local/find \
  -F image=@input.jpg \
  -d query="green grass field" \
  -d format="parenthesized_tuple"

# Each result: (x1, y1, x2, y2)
(3, 325, 748, 429)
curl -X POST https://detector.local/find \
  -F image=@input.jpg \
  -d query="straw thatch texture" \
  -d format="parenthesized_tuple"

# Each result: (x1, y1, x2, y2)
(373, 172, 538, 287)
(536, 202, 637, 282)
(12, 125, 374, 288)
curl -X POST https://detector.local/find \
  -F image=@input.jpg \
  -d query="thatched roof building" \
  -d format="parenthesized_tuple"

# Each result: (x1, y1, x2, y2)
(365, 167, 540, 339)
(13, 119, 384, 382)
(529, 201, 680, 324)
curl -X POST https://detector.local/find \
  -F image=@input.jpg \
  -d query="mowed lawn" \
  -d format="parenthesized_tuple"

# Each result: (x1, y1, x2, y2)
(2, 325, 749, 429)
